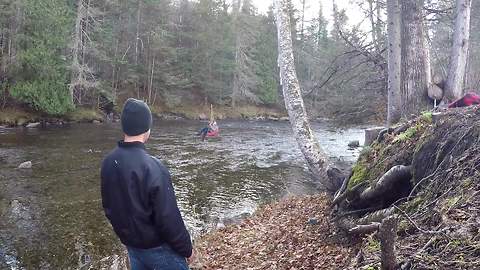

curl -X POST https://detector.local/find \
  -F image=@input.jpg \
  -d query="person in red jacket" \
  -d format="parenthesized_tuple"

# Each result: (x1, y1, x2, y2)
(101, 98, 194, 270)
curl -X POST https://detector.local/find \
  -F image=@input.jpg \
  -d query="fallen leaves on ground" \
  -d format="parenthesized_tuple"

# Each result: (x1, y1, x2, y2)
(192, 194, 357, 269)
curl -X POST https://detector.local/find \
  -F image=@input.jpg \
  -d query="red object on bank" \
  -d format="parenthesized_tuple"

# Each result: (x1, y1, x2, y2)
(448, 92, 480, 108)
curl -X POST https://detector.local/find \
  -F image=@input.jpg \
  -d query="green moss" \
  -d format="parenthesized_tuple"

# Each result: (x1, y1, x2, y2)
(348, 162, 369, 189)
(405, 196, 424, 212)
(65, 108, 103, 122)
(462, 178, 473, 189)
(420, 111, 433, 123)
(397, 220, 411, 233)
(393, 126, 418, 143)
(444, 195, 461, 210)
(366, 235, 380, 252)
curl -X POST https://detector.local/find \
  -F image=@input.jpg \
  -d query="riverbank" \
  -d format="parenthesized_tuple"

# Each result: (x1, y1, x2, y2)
(0, 100, 382, 127)
(191, 194, 359, 269)
(0, 107, 104, 127)
(0, 104, 289, 127)
(191, 106, 480, 269)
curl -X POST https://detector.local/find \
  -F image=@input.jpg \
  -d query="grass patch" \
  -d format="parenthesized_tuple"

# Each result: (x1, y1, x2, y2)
(65, 108, 103, 122)
(0, 108, 37, 126)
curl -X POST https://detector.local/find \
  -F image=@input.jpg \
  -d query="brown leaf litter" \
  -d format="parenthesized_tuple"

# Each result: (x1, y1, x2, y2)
(192, 194, 358, 269)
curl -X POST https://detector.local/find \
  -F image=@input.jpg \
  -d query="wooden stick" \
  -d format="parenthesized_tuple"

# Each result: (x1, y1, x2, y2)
(379, 215, 398, 270)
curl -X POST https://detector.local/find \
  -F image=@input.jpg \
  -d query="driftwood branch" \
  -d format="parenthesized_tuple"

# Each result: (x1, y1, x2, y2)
(349, 222, 380, 234)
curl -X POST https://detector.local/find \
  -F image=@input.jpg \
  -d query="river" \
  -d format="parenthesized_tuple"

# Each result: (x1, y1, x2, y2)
(0, 120, 365, 269)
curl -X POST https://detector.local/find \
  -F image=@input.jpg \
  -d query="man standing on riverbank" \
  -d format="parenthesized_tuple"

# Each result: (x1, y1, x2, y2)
(101, 98, 193, 269)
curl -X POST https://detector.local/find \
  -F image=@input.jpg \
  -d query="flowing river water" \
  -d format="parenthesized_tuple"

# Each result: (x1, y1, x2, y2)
(0, 120, 365, 269)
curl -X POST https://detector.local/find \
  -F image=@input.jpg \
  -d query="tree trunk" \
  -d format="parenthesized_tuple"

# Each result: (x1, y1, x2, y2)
(134, 0, 142, 98)
(231, 0, 241, 108)
(445, 0, 472, 102)
(70, 0, 85, 105)
(148, 56, 155, 104)
(375, 0, 383, 53)
(401, 0, 431, 117)
(300, 0, 306, 41)
(274, 0, 336, 192)
(386, 0, 402, 126)
(368, 0, 377, 49)
(331, 0, 341, 41)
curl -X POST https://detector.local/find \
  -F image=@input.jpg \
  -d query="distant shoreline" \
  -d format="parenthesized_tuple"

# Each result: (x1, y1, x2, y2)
(0, 103, 380, 128)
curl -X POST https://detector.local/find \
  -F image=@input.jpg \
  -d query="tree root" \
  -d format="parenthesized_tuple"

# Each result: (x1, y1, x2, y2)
(357, 165, 412, 208)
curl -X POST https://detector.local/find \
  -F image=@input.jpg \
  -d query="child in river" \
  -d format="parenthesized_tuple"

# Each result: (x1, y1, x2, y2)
(198, 120, 218, 141)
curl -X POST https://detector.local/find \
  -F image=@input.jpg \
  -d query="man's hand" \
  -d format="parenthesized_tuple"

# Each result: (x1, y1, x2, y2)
(187, 249, 196, 265)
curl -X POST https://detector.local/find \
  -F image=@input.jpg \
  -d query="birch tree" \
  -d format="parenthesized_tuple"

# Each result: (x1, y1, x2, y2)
(367, 0, 377, 50)
(445, 0, 472, 102)
(70, 0, 98, 105)
(274, 0, 338, 192)
(401, 0, 431, 117)
(386, 0, 401, 125)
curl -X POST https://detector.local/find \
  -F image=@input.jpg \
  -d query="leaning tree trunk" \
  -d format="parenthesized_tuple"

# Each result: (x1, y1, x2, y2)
(401, 0, 431, 117)
(445, 0, 472, 102)
(386, 0, 402, 126)
(274, 0, 336, 192)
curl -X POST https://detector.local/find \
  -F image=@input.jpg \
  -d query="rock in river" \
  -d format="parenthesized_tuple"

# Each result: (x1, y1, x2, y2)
(26, 122, 41, 128)
(348, 140, 360, 148)
(18, 161, 32, 169)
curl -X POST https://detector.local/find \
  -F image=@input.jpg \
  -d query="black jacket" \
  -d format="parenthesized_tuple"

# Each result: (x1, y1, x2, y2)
(100, 141, 192, 258)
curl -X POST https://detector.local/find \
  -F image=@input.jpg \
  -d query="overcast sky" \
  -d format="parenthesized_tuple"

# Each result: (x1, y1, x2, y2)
(252, 0, 367, 30)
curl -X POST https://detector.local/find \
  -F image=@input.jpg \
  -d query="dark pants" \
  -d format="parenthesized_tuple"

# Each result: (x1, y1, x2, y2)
(198, 127, 210, 141)
(127, 244, 189, 270)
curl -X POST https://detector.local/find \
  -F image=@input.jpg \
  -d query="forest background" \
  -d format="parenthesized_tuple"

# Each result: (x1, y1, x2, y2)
(0, 0, 479, 123)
